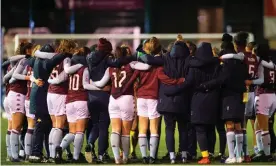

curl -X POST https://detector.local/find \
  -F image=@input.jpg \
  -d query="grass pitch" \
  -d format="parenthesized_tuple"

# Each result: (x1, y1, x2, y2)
(1, 116, 275, 165)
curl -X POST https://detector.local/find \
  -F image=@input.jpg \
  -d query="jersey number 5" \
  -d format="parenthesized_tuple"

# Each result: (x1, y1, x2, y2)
(270, 71, 275, 83)
(112, 71, 126, 88)
(249, 65, 255, 78)
(69, 74, 80, 90)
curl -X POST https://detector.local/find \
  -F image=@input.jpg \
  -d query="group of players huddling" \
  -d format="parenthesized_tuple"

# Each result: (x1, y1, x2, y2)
(2, 32, 276, 164)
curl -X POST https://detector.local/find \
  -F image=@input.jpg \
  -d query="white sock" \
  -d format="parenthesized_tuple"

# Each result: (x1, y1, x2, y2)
(10, 130, 20, 159)
(226, 131, 235, 158)
(169, 152, 175, 160)
(111, 132, 120, 160)
(6, 130, 12, 158)
(150, 134, 159, 159)
(138, 134, 148, 158)
(60, 133, 75, 150)
(121, 135, 130, 160)
(235, 133, 243, 158)
(53, 128, 63, 155)
(73, 132, 84, 160)
(49, 128, 56, 158)
(254, 146, 259, 154)
(243, 130, 249, 156)
(24, 128, 34, 156)
(181, 151, 187, 159)
(255, 130, 263, 151)
(262, 131, 271, 156)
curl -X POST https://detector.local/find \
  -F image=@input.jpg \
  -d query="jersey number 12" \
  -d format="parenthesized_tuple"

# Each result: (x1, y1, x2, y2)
(112, 71, 126, 88)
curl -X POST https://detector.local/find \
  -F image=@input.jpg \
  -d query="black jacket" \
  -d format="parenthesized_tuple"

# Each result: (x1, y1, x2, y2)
(164, 42, 220, 124)
(157, 41, 190, 118)
(200, 53, 247, 121)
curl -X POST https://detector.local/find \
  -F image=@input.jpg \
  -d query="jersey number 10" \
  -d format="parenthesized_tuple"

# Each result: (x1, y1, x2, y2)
(69, 74, 80, 90)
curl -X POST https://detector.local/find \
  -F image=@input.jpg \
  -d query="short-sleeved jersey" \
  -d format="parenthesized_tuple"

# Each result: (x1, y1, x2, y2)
(263, 67, 275, 90)
(257, 66, 275, 94)
(5, 65, 12, 96)
(48, 61, 68, 94)
(9, 61, 27, 95)
(66, 66, 88, 103)
(109, 64, 134, 99)
(137, 67, 159, 99)
(243, 52, 259, 80)
(26, 66, 33, 100)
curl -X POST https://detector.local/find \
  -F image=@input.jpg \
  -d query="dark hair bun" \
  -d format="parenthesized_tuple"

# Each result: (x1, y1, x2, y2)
(222, 33, 233, 42)
(97, 38, 112, 53)
(234, 31, 249, 46)
(40, 44, 55, 53)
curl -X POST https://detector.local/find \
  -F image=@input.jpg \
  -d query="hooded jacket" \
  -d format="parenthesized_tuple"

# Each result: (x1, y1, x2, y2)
(164, 42, 220, 124)
(157, 41, 190, 117)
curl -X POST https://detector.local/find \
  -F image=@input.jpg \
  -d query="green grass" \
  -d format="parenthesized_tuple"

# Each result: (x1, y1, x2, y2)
(1, 117, 275, 165)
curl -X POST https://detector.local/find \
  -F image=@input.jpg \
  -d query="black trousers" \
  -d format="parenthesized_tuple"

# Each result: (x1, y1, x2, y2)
(88, 92, 110, 156)
(31, 115, 52, 157)
(215, 118, 226, 155)
(86, 118, 99, 146)
(195, 124, 216, 152)
(187, 122, 197, 156)
(269, 111, 275, 153)
(164, 113, 188, 153)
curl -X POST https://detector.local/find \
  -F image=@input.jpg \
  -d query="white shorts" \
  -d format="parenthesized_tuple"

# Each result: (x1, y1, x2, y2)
(3, 96, 11, 120)
(137, 98, 160, 120)
(109, 95, 135, 121)
(245, 92, 255, 117)
(25, 100, 35, 119)
(255, 93, 276, 116)
(47, 93, 66, 116)
(66, 101, 89, 123)
(7, 91, 25, 114)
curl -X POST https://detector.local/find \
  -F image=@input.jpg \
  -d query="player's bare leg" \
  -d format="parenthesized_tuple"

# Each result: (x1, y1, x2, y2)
(250, 119, 258, 155)
(130, 113, 138, 159)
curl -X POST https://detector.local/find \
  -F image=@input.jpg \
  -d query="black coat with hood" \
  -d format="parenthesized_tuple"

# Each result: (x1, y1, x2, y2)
(157, 41, 191, 119)
(164, 42, 220, 124)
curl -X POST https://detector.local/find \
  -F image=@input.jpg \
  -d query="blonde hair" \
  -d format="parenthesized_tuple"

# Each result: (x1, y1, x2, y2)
(56, 39, 77, 54)
(149, 37, 162, 55)
(32, 45, 41, 56)
(176, 34, 184, 42)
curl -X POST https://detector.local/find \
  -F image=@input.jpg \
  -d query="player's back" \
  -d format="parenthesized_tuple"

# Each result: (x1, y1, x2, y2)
(137, 67, 159, 99)
(9, 60, 27, 95)
(66, 66, 88, 103)
(243, 52, 259, 79)
(109, 64, 134, 98)
(48, 61, 68, 94)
